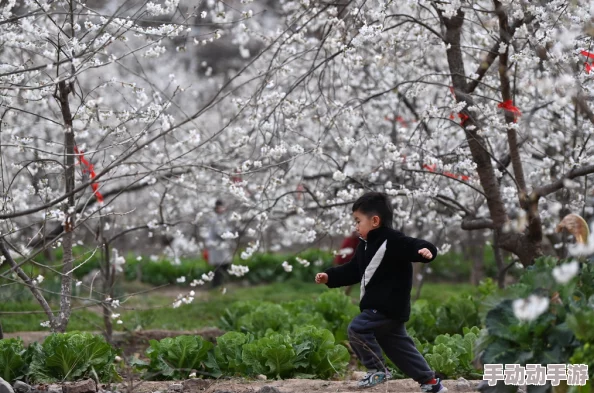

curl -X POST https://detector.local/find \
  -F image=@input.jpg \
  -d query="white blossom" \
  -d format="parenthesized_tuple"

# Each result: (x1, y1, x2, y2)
(282, 261, 293, 272)
(221, 231, 239, 239)
(568, 228, 594, 257)
(335, 247, 354, 258)
(552, 261, 580, 284)
(228, 264, 249, 277)
(438, 243, 451, 254)
(512, 295, 550, 322)
(332, 171, 347, 182)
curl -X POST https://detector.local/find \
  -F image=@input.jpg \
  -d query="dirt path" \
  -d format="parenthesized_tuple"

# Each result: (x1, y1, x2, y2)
(113, 377, 479, 393)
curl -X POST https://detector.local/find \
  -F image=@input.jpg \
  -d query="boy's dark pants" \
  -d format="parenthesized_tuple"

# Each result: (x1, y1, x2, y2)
(348, 309, 434, 383)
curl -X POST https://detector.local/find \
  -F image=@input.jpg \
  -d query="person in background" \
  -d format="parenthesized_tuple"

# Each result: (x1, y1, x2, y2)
(206, 199, 233, 288)
(334, 231, 360, 295)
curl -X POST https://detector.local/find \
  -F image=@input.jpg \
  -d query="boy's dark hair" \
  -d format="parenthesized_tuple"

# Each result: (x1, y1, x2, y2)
(352, 192, 393, 228)
(214, 199, 224, 211)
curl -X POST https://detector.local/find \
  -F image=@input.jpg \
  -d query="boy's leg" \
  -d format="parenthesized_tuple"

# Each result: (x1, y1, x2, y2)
(376, 321, 434, 383)
(347, 310, 388, 372)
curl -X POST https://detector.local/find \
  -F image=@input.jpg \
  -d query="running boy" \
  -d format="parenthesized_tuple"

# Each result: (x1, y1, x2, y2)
(315, 192, 446, 392)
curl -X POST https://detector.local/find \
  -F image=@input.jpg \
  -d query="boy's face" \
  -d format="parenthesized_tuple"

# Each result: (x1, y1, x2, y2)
(353, 210, 380, 240)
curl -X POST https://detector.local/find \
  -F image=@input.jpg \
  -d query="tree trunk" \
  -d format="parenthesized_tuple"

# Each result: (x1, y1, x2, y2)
(442, 9, 545, 265)
(442, 11, 510, 229)
(102, 241, 113, 343)
(469, 231, 484, 285)
(492, 231, 506, 288)
(56, 80, 75, 332)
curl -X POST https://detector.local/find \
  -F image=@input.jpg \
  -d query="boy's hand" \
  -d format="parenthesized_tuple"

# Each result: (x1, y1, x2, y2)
(315, 273, 328, 284)
(418, 248, 433, 259)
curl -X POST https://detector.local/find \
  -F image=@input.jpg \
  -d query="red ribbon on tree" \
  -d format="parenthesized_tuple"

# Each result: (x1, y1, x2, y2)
(423, 164, 437, 172)
(384, 115, 409, 127)
(581, 51, 594, 74)
(450, 112, 469, 125)
(73, 146, 104, 204)
(423, 164, 469, 182)
(497, 100, 521, 122)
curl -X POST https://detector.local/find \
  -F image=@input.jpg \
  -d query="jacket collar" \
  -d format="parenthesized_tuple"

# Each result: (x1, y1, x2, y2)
(365, 226, 391, 243)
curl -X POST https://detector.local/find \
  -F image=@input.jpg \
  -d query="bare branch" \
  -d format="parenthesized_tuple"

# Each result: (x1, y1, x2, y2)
(534, 164, 594, 197)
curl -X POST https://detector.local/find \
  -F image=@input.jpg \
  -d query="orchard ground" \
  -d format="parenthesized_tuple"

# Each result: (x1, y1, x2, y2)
(2, 280, 481, 392)
(107, 376, 477, 393)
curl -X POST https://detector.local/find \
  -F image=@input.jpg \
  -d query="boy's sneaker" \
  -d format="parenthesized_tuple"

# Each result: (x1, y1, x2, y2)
(357, 370, 388, 388)
(420, 378, 447, 393)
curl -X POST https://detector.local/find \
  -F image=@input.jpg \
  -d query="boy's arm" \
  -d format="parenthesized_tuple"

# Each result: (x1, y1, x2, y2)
(396, 232, 438, 263)
(324, 253, 360, 288)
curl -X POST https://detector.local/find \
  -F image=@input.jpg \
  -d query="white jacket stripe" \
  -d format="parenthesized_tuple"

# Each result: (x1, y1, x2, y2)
(360, 240, 387, 300)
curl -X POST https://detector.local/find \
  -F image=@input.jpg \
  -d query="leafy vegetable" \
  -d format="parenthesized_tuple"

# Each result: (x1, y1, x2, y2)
(291, 325, 350, 378)
(206, 331, 254, 377)
(28, 332, 120, 382)
(143, 335, 213, 380)
(418, 326, 482, 379)
(0, 338, 29, 383)
(242, 332, 296, 378)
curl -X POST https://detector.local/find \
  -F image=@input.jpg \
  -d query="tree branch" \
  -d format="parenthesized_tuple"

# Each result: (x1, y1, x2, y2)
(534, 164, 594, 197)
(466, 16, 534, 94)
(461, 218, 495, 230)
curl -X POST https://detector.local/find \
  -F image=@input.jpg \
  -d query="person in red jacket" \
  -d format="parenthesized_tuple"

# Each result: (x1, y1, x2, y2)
(334, 231, 360, 265)
(334, 231, 360, 295)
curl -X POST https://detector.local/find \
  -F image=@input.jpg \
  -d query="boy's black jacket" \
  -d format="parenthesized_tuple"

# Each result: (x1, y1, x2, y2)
(324, 226, 437, 321)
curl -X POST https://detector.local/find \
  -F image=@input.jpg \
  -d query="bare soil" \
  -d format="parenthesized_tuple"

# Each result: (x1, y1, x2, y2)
(109, 377, 478, 393)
